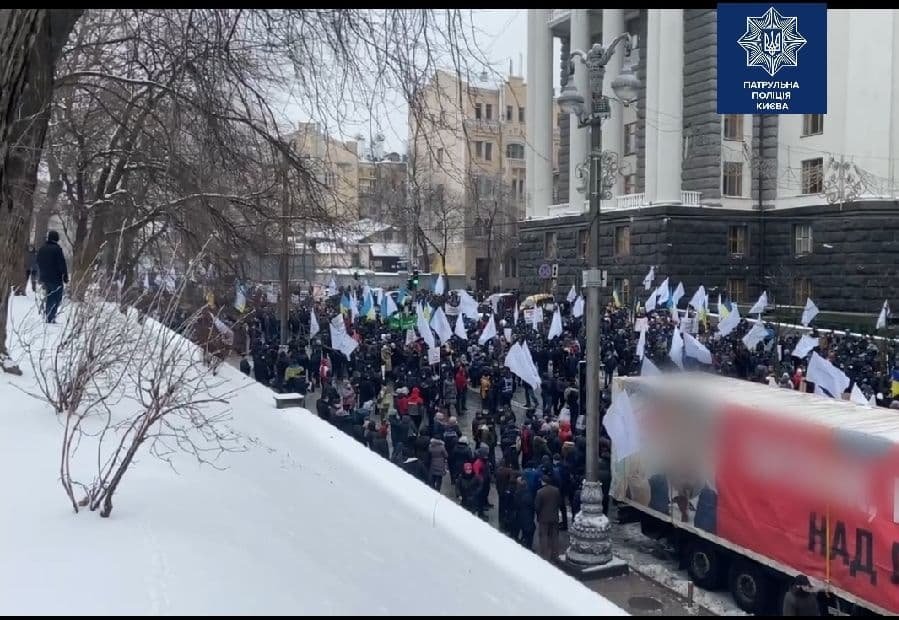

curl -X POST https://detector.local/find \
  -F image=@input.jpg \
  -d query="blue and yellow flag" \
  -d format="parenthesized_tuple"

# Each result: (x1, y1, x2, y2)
(340, 293, 350, 315)
(891, 368, 899, 397)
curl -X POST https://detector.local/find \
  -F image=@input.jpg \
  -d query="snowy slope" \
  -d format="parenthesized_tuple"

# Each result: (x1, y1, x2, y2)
(0, 295, 625, 616)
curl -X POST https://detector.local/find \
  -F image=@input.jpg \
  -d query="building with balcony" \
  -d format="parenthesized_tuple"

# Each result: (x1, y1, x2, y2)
(521, 8, 899, 314)
(409, 69, 560, 291)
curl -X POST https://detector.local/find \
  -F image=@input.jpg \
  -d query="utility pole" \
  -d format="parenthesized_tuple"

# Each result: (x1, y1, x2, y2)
(279, 153, 290, 347)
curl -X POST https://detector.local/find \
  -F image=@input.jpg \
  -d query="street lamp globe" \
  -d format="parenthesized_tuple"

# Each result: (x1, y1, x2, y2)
(610, 62, 640, 106)
(557, 82, 586, 118)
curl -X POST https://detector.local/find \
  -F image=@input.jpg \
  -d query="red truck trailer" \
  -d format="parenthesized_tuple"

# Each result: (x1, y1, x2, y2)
(609, 373, 899, 615)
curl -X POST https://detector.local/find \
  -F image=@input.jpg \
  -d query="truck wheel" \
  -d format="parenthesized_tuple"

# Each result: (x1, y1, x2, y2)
(729, 560, 774, 614)
(685, 540, 725, 590)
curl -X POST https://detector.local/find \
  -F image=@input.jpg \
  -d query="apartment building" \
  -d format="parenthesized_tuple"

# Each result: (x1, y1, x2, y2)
(410, 69, 560, 290)
(521, 8, 899, 314)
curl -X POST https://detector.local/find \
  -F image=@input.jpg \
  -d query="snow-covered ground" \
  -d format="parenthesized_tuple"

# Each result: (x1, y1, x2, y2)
(0, 293, 625, 616)
(612, 523, 745, 617)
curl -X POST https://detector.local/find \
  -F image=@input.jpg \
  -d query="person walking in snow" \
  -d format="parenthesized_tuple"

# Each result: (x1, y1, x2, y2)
(36, 230, 68, 323)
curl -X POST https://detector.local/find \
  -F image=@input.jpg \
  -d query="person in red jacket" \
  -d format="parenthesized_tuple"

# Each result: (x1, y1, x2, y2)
(407, 386, 425, 431)
(454, 362, 468, 413)
(395, 388, 410, 417)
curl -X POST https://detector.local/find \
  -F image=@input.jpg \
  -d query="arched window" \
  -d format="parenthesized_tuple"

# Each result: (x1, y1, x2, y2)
(506, 143, 525, 159)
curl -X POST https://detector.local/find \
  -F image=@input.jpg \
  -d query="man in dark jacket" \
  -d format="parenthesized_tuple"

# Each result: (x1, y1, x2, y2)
(455, 462, 482, 514)
(511, 476, 536, 549)
(535, 474, 562, 563)
(36, 230, 68, 323)
(782, 575, 821, 616)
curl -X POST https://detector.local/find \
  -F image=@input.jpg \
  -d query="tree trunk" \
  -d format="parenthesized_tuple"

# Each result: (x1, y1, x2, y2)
(0, 9, 82, 368)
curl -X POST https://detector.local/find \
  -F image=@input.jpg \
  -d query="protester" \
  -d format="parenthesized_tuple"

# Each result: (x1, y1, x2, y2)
(535, 474, 562, 563)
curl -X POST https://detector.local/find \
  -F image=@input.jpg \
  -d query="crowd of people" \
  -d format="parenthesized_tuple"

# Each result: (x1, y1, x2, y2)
(182, 278, 899, 565)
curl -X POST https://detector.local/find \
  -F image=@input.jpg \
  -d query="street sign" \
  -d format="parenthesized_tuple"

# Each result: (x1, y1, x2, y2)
(583, 269, 603, 288)
(538, 263, 552, 279)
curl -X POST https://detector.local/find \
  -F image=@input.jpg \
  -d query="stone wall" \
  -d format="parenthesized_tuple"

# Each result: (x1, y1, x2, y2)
(519, 201, 899, 314)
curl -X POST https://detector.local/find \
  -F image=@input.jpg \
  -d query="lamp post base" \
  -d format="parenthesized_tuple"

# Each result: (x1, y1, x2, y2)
(563, 481, 619, 567)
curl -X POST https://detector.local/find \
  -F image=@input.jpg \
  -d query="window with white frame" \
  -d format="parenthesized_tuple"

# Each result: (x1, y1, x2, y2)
(802, 114, 823, 137)
(485, 103, 493, 120)
(624, 122, 637, 155)
(801, 158, 823, 194)
(723, 115, 743, 141)
(722, 161, 743, 197)
(506, 143, 525, 159)
(728, 224, 748, 256)
(794, 224, 813, 256)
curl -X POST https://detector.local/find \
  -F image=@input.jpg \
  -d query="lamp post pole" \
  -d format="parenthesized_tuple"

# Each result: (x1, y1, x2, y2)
(559, 35, 636, 568)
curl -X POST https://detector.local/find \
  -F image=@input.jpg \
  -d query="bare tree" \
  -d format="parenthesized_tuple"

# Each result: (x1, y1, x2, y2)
(0, 9, 82, 373)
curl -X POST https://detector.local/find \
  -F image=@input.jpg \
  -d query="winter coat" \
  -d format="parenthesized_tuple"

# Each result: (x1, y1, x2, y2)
(428, 439, 448, 476)
(443, 377, 457, 401)
(782, 589, 821, 616)
(513, 486, 536, 532)
(535, 482, 562, 524)
(401, 457, 428, 483)
(36, 239, 68, 285)
(239, 358, 251, 376)
(456, 473, 482, 510)
(454, 367, 468, 391)
(450, 444, 473, 478)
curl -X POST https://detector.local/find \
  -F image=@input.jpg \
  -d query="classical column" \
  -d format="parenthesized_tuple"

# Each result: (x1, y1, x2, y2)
(568, 9, 591, 211)
(532, 9, 554, 217)
(644, 10, 660, 203)
(602, 8, 625, 199)
(647, 9, 684, 204)
(526, 10, 537, 217)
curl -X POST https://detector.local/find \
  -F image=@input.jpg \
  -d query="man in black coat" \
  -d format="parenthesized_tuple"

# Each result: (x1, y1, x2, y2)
(36, 230, 68, 323)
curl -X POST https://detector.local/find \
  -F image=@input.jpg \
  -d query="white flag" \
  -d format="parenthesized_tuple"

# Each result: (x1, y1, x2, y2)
(749, 291, 768, 315)
(645, 291, 657, 312)
(522, 341, 540, 379)
(349, 291, 359, 321)
(876, 300, 890, 330)
(234, 287, 246, 313)
(850, 383, 870, 407)
(416, 303, 435, 348)
(327, 276, 338, 297)
(530, 306, 542, 330)
(434, 273, 446, 295)
(566, 284, 577, 303)
(309, 307, 320, 339)
(504, 327, 513, 343)
(807, 352, 850, 399)
(603, 389, 640, 462)
(265, 284, 278, 304)
(801, 298, 819, 327)
(688, 285, 707, 311)
(547, 307, 563, 340)
(716, 303, 741, 337)
(513, 303, 519, 326)
(641, 357, 661, 376)
(405, 328, 416, 347)
(572, 296, 585, 318)
(671, 282, 685, 308)
(683, 330, 712, 364)
(742, 320, 768, 350)
(478, 314, 497, 345)
(142, 273, 150, 290)
(454, 316, 468, 340)
(430, 307, 453, 343)
(636, 326, 647, 360)
(669, 325, 684, 369)
(791, 334, 819, 359)
(505, 342, 541, 391)
(655, 278, 670, 305)
(385, 293, 399, 317)
(643, 266, 655, 290)
(458, 290, 480, 319)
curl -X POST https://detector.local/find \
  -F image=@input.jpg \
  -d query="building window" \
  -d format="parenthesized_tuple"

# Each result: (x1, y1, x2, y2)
(484, 142, 493, 161)
(474, 141, 483, 159)
(519, 106, 525, 123)
(577, 229, 588, 259)
(624, 122, 637, 156)
(504, 253, 518, 278)
(506, 143, 525, 159)
(614, 225, 631, 257)
(794, 223, 813, 256)
(723, 115, 744, 141)
(474, 103, 482, 120)
(623, 173, 637, 195)
(802, 114, 824, 137)
(544, 231, 557, 259)
(801, 158, 824, 194)
(485, 103, 493, 120)
(794, 278, 812, 305)
(728, 224, 748, 257)
(506, 105, 513, 121)
(436, 148, 444, 164)
(722, 161, 743, 197)
(613, 278, 631, 306)
(726, 278, 746, 304)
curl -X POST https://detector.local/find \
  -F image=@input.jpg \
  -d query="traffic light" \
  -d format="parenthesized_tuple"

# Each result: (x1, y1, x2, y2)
(408, 269, 420, 290)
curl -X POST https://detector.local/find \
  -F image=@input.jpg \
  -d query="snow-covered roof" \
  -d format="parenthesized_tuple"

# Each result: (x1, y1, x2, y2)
(314, 242, 345, 255)
(369, 242, 407, 258)
(1, 294, 625, 616)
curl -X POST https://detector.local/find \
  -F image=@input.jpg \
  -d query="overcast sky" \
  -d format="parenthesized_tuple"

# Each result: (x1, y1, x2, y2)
(276, 10, 557, 155)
